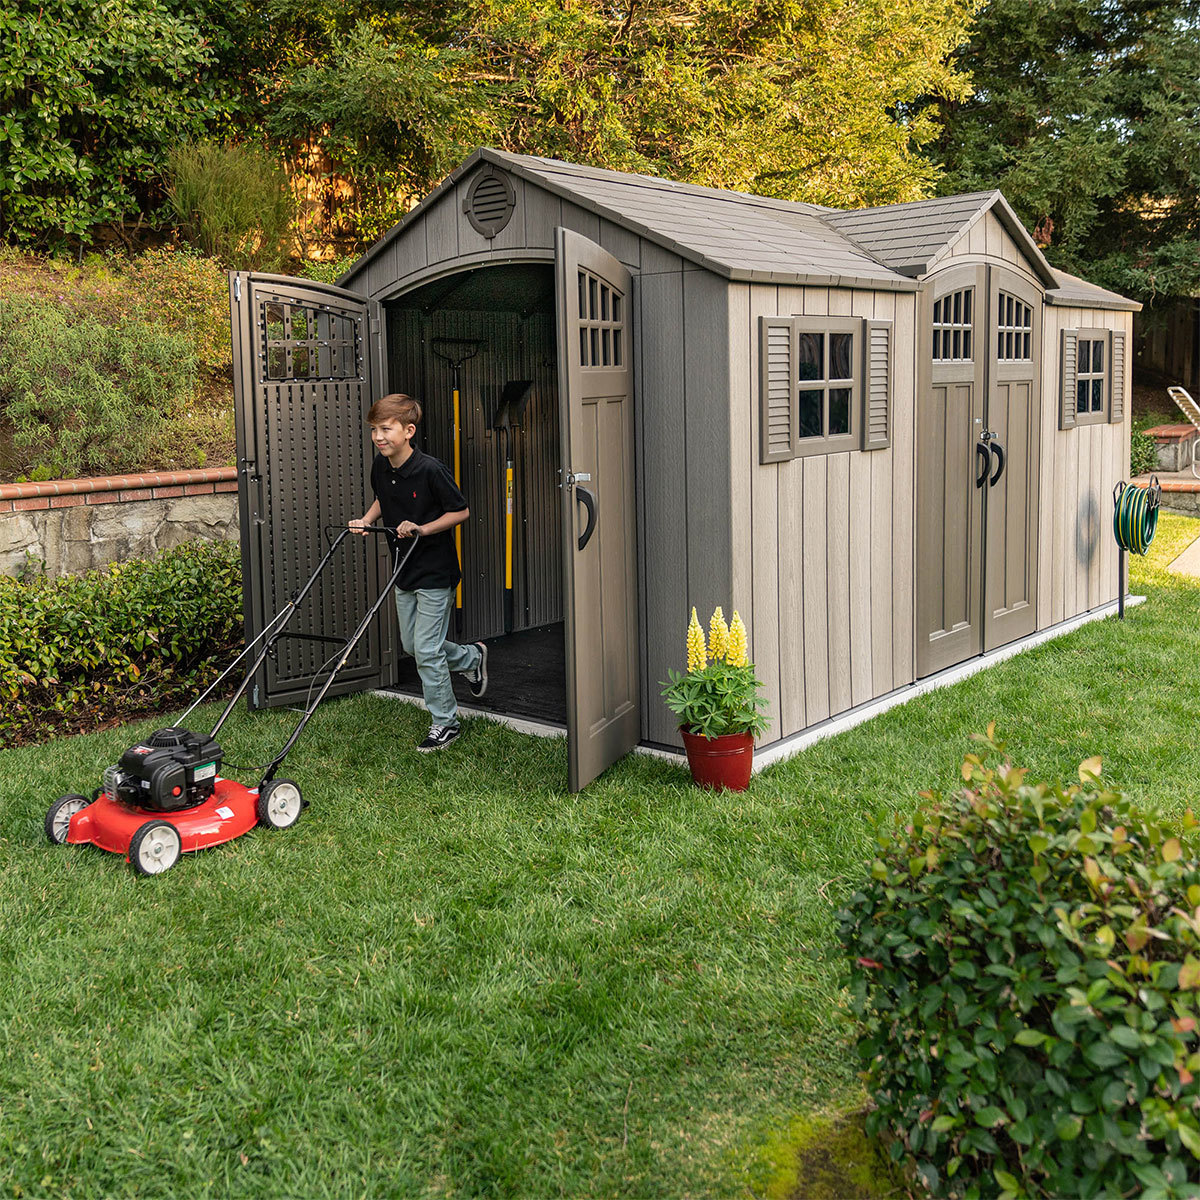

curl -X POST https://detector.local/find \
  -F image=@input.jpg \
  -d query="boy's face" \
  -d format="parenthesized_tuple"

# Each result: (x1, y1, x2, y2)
(370, 419, 416, 458)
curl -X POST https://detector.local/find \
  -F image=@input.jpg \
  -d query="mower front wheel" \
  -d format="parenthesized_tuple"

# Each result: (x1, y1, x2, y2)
(257, 779, 303, 830)
(129, 820, 182, 876)
(45, 794, 90, 844)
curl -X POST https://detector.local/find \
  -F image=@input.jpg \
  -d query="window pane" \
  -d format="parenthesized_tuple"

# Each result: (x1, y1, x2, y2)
(1093, 341, 1104, 371)
(590, 327, 599, 364)
(1079, 341, 1091, 372)
(829, 388, 851, 436)
(953, 329, 961, 359)
(602, 327, 611, 366)
(953, 292, 961, 324)
(267, 346, 286, 378)
(1092, 378, 1103, 412)
(998, 332, 1004, 359)
(798, 390, 823, 438)
(580, 327, 589, 366)
(933, 330, 941, 359)
(1007, 331, 1015, 359)
(612, 295, 622, 323)
(291, 346, 310, 377)
(962, 289, 972, 325)
(798, 332, 824, 381)
(601, 285, 610, 321)
(1077, 379, 1088, 413)
(578, 272, 587, 315)
(613, 329, 622, 365)
(264, 302, 285, 341)
(1023, 332, 1030, 359)
(933, 298, 942, 324)
(963, 330, 971, 360)
(588, 277, 598, 320)
(830, 333, 853, 380)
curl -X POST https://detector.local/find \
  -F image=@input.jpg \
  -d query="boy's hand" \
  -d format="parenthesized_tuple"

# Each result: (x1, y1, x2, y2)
(349, 518, 370, 536)
(396, 521, 423, 538)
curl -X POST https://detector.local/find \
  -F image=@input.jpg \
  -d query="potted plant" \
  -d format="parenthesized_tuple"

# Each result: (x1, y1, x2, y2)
(661, 606, 768, 791)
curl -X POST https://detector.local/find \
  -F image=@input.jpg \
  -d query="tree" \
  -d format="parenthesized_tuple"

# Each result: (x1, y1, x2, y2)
(267, 0, 977, 245)
(931, 0, 1200, 304)
(0, 0, 231, 245)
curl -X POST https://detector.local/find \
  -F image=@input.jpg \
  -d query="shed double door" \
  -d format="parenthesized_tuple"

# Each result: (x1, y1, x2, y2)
(916, 263, 1042, 677)
(229, 230, 639, 792)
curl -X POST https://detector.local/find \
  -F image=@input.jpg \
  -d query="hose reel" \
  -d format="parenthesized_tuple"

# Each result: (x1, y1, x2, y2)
(1112, 476, 1161, 618)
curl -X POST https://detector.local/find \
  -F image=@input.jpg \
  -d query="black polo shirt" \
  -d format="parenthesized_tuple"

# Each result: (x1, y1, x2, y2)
(371, 447, 467, 590)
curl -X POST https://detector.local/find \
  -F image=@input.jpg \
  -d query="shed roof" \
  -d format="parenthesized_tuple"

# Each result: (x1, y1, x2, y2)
(342, 148, 1140, 309)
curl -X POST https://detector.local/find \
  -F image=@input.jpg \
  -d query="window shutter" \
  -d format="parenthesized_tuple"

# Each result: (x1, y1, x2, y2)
(1060, 329, 1078, 430)
(862, 320, 892, 450)
(760, 316, 795, 463)
(1109, 329, 1126, 423)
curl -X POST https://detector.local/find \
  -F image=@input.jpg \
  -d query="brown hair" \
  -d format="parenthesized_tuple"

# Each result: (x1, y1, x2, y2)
(367, 393, 422, 427)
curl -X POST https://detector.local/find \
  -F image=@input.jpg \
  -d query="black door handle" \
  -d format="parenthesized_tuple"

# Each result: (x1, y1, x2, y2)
(989, 440, 1006, 487)
(975, 442, 990, 488)
(576, 485, 597, 551)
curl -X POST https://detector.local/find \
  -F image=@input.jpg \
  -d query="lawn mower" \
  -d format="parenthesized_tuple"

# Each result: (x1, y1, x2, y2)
(45, 526, 417, 875)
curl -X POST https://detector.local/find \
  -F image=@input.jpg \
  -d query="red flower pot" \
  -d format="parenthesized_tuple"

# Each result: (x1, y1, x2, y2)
(679, 727, 754, 792)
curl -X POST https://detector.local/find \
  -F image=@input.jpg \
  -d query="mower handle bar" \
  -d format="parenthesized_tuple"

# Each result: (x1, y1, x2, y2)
(176, 527, 415, 739)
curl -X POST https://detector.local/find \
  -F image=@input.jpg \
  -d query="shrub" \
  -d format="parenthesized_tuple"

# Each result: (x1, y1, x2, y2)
(166, 141, 295, 270)
(838, 728, 1200, 1200)
(0, 541, 241, 747)
(0, 298, 199, 478)
(1130, 430, 1158, 478)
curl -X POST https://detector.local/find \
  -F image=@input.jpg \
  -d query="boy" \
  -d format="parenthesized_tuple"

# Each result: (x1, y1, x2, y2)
(351, 393, 487, 751)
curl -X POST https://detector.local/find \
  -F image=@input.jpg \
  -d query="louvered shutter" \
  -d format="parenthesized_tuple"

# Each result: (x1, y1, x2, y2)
(760, 317, 795, 463)
(1060, 329, 1079, 429)
(1109, 329, 1126, 423)
(862, 319, 892, 450)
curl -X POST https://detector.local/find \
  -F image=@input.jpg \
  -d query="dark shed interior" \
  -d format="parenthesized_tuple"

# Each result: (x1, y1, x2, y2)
(384, 263, 567, 724)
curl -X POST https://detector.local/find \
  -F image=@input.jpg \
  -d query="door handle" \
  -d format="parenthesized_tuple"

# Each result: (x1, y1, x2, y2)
(575, 485, 597, 551)
(989, 440, 1006, 487)
(975, 443, 990, 488)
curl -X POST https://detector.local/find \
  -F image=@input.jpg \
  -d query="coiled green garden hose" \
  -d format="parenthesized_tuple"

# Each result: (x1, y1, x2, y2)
(1112, 477, 1161, 555)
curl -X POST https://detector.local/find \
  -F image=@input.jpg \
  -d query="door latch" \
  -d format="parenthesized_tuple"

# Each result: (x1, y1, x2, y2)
(565, 471, 591, 486)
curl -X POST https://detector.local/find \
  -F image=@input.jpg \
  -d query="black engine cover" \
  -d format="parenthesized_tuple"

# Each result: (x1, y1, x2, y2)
(113, 727, 223, 812)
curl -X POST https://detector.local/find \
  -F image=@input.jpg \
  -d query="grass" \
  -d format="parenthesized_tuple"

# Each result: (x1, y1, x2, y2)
(2, 516, 1199, 1198)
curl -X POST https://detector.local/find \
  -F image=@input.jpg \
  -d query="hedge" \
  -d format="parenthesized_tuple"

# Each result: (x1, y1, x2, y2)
(0, 541, 241, 747)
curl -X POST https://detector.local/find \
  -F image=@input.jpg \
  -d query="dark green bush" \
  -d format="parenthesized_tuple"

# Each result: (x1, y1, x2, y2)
(838, 728, 1200, 1200)
(1130, 430, 1159, 479)
(0, 541, 241, 747)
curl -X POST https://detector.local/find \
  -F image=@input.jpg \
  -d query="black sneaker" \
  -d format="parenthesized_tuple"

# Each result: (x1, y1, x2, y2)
(467, 642, 489, 699)
(417, 724, 461, 752)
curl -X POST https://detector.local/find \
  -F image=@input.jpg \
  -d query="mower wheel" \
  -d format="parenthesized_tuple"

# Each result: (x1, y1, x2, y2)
(45, 794, 90, 844)
(257, 779, 303, 830)
(129, 820, 182, 875)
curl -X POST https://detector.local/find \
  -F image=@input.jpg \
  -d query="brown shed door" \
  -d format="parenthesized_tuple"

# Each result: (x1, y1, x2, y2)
(229, 272, 388, 708)
(916, 264, 1042, 677)
(555, 228, 640, 792)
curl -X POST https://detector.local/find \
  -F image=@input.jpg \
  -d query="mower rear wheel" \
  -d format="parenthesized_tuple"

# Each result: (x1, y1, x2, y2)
(45, 794, 90, 844)
(257, 779, 303, 830)
(129, 820, 182, 875)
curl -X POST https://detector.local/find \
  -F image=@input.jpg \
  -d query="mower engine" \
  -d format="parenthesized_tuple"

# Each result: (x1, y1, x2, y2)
(105, 727, 223, 813)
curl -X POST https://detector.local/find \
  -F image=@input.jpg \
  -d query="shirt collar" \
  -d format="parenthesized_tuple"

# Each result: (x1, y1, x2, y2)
(390, 447, 422, 478)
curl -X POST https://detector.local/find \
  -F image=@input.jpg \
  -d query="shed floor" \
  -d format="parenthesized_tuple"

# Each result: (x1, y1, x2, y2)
(383, 622, 567, 726)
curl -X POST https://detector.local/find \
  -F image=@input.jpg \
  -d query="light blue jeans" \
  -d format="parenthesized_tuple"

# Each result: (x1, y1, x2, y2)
(394, 587, 481, 727)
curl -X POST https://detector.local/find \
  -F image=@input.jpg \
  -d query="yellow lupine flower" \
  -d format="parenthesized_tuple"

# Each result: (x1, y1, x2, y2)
(686, 607, 706, 673)
(708, 607, 729, 662)
(727, 611, 749, 667)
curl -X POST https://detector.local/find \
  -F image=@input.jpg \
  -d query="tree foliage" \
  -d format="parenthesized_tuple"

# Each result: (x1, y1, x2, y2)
(931, 0, 1200, 304)
(0, 0, 232, 245)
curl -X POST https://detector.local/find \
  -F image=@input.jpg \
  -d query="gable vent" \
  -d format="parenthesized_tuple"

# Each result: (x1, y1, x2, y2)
(464, 169, 516, 238)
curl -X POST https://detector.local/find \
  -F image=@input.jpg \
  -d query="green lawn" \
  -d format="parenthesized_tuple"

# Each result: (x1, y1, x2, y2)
(2, 516, 1199, 1199)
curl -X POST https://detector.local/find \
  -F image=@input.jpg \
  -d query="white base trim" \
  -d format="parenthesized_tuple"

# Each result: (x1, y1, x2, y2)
(750, 596, 1145, 773)
(372, 596, 1146, 771)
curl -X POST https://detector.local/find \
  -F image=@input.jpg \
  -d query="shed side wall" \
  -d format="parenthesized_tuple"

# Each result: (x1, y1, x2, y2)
(729, 283, 917, 746)
(1037, 306, 1132, 629)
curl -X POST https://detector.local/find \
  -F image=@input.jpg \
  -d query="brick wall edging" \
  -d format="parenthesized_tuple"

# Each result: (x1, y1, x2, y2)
(0, 467, 238, 513)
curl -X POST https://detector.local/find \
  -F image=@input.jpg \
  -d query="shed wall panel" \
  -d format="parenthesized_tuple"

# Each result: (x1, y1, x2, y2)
(1037, 305, 1132, 626)
(942, 212, 1041, 288)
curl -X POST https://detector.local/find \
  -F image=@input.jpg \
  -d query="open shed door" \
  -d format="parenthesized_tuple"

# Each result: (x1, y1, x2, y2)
(555, 229, 640, 791)
(230, 273, 389, 709)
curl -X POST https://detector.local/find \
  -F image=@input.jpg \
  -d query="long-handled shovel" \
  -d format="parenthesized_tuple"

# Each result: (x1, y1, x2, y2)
(492, 380, 533, 634)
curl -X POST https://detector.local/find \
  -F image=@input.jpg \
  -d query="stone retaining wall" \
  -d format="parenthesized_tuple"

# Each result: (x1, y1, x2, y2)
(0, 468, 239, 576)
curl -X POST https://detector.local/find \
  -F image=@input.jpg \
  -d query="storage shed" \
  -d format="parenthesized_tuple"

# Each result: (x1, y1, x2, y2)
(228, 148, 1140, 790)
